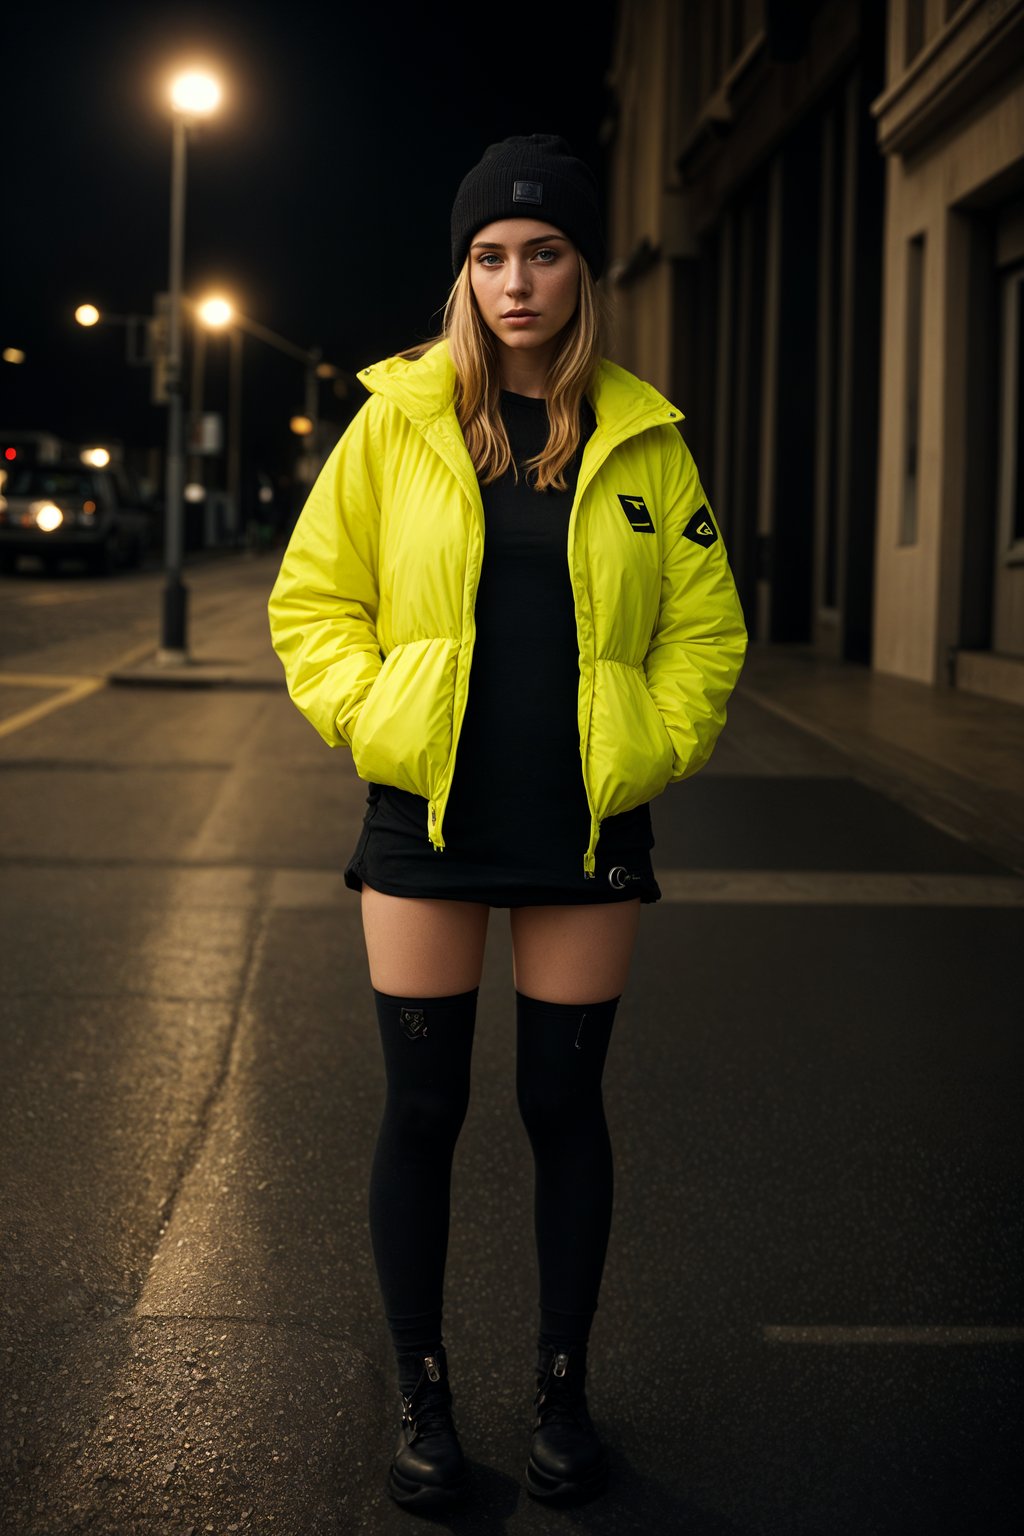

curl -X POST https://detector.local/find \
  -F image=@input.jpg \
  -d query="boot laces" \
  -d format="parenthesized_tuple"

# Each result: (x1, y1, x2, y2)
(401, 1373, 455, 1441)
(535, 1388, 592, 1431)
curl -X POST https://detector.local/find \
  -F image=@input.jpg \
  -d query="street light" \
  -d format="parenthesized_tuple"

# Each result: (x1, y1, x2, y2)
(159, 67, 222, 666)
(74, 303, 153, 368)
(192, 295, 241, 535)
(192, 292, 348, 534)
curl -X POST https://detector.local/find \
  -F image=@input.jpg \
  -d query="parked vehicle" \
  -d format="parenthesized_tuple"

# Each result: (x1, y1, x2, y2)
(0, 461, 158, 574)
(0, 430, 67, 466)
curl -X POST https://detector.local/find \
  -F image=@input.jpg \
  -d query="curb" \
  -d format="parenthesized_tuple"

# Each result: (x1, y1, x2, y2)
(107, 658, 283, 690)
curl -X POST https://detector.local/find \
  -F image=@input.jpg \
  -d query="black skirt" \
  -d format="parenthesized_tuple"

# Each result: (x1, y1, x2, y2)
(344, 782, 661, 907)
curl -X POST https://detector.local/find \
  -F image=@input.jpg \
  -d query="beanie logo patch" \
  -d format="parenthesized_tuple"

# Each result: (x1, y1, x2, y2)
(513, 179, 543, 205)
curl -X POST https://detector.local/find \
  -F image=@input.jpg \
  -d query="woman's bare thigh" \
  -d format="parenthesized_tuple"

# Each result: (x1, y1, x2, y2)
(360, 884, 490, 996)
(509, 899, 642, 1004)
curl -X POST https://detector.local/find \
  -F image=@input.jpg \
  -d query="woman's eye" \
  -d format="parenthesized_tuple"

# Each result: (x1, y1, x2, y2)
(477, 253, 501, 266)
(534, 248, 558, 262)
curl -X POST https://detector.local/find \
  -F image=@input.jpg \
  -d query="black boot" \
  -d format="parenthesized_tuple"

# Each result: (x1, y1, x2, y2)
(387, 1344, 471, 1510)
(524, 1343, 609, 1503)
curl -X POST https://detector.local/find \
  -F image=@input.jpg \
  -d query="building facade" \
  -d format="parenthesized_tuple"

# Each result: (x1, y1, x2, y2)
(606, 0, 1024, 701)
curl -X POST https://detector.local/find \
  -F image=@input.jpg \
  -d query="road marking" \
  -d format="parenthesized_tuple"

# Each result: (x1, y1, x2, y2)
(0, 671, 102, 689)
(105, 637, 163, 672)
(763, 1325, 1024, 1344)
(14, 590, 103, 606)
(0, 676, 104, 739)
(657, 869, 1024, 905)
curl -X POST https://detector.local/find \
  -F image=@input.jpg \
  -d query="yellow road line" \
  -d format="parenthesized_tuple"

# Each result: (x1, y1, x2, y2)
(105, 637, 159, 672)
(0, 671, 98, 689)
(0, 635, 160, 739)
(0, 677, 104, 740)
(15, 590, 101, 607)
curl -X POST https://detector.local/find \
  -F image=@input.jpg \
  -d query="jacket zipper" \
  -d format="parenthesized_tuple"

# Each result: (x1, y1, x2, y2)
(568, 431, 626, 877)
(427, 470, 487, 851)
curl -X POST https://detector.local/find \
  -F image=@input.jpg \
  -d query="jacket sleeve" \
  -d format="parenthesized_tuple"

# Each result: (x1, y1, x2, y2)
(267, 394, 385, 749)
(643, 426, 748, 782)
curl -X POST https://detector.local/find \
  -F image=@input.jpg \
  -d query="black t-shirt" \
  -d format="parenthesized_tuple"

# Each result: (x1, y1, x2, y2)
(442, 388, 595, 862)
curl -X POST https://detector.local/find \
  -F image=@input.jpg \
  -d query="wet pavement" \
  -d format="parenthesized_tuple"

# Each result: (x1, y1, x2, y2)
(1, 555, 1021, 1534)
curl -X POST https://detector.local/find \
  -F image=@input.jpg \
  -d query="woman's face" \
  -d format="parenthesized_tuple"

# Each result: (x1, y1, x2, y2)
(467, 218, 581, 361)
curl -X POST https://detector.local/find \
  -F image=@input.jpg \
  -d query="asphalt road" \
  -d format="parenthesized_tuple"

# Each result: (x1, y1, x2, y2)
(1, 555, 1021, 1535)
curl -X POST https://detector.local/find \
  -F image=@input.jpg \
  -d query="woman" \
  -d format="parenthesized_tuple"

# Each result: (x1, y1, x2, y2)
(268, 134, 747, 1511)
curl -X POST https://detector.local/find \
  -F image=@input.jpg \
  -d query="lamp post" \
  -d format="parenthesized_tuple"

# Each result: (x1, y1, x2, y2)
(193, 293, 346, 537)
(159, 69, 221, 666)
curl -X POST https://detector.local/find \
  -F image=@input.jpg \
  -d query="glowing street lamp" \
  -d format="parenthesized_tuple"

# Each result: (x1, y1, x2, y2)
(74, 302, 154, 370)
(171, 72, 221, 116)
(192, 293, 345, 538)
(198, 296, 233, 329)
(192, 294, 241, 537)
(159, 66, 221, 665)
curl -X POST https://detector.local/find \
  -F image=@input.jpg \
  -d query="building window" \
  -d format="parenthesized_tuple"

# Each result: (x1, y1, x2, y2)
(998, 264, 1024, 560)
(905, 0, 926, 65)
(901, 235, 925, 547)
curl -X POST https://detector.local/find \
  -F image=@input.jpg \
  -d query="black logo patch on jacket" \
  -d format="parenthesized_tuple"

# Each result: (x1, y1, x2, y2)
(617, 493, 655, 533)
(682, 506, 718, 547)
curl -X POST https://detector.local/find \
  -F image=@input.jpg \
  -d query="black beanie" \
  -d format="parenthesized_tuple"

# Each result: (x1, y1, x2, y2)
(450, 133, 605, 278)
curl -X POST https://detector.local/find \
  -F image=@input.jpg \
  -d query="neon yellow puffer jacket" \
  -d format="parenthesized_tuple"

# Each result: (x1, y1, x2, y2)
(268, 339, 747, 873)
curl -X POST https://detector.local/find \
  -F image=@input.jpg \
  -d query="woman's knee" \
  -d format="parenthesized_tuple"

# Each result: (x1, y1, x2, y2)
(514, 993, 619, 1144)
(384, 1081, 472, 1148)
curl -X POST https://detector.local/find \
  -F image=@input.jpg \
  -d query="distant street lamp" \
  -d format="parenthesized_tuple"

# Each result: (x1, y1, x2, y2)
(193, 292, 346, 534)
(159, 67, 222, 666)
(192, 295, 241, 535)
(74, 303, 153, 368)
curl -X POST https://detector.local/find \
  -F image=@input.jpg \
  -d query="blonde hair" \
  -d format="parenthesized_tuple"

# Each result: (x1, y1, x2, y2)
(403, 251, 608, 492)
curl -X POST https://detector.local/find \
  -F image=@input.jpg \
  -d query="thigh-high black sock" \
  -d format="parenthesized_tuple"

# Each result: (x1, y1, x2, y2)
(515, 991, 619, 1352)
(367, 987, 477, 1359)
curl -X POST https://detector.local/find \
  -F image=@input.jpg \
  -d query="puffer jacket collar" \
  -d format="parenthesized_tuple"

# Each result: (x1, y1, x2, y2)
(356, 339, 684, 507)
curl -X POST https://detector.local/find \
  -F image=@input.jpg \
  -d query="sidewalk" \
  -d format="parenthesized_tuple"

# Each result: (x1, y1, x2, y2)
(738, 644, 1024, 875)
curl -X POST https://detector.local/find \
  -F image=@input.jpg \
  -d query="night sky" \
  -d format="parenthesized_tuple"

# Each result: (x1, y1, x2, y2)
(3, 0, 618, 498)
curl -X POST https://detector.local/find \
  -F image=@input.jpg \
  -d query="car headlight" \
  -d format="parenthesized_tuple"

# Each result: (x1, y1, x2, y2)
(30, 500, 64, 532)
